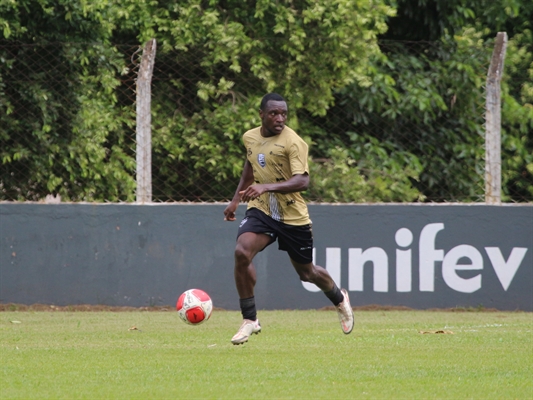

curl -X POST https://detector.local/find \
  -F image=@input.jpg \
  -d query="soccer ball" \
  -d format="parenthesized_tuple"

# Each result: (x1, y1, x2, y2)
(176, 289, 213, 325)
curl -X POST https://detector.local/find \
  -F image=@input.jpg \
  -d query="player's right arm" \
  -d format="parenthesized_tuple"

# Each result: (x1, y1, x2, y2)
(223, 159, 254, 221)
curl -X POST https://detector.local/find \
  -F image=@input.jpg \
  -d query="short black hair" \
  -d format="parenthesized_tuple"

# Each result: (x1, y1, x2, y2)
(260, 93, 286, 111)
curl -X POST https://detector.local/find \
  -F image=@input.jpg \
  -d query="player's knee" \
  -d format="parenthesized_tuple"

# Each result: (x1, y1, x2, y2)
(234, 244, 253, 266)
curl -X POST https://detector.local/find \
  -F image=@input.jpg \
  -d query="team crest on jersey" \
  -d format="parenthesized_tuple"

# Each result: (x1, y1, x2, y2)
(258, 153, 266, 167)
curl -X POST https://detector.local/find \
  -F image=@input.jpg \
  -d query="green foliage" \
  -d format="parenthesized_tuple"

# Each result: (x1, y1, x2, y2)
(384, 0, 525, 41)
(307, 28, 490, 201)
(381, 0, 533, 201)
(0, 0, 531, 202)
(124, 0, 396, 201)
(142, 0, 531, 202)
(307, 139, 424, 203)
(129, 0, 395, 114)
(150, 94, 261, 200)
(0, 1, 135, 201)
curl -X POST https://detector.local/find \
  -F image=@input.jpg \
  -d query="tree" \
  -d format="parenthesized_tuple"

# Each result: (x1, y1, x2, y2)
(374, 0, 533, 201)
(114, 0, 401, 201)
(1, 0, 531, 203)
(0, 0, 135, 201)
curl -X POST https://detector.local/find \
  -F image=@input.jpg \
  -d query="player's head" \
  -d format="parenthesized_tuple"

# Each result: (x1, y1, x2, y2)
(260, 93, 286, 111)
(259, 93, 287, 136)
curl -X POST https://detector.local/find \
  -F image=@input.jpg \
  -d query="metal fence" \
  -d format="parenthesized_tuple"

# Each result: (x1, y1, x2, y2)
(0, 38, 525, 203)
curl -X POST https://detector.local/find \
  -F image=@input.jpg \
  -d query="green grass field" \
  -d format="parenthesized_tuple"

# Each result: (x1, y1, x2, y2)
(1, 309, 531, 399)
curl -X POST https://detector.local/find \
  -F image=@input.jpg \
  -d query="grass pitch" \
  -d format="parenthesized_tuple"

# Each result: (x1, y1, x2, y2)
(1, 309, 531, 399)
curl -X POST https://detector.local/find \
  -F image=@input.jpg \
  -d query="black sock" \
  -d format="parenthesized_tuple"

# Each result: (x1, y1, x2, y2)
(239, 296, 257, 321)
(324, 284, 344, 306)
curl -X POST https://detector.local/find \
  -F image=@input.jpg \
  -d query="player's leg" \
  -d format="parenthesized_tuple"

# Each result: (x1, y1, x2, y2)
(279, 221, 354, 334)
(234, 231, 272, 301)
(290, 259, 354, 334)
(232, 228, 273, 345)
(290, 259, 345, 307)
(289, 259, 336, 291)
(277, 223, 341, 295)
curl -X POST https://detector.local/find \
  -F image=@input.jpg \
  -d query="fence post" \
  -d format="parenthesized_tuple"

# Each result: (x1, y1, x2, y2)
(136, 39, 157, 204)
(485, 32, 507, 205)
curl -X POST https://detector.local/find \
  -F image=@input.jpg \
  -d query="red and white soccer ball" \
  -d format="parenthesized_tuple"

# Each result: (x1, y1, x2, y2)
(176, 289, 213, 325)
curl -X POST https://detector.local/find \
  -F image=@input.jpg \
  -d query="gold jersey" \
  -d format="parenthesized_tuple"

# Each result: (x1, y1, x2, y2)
(243, 126, 311, 226)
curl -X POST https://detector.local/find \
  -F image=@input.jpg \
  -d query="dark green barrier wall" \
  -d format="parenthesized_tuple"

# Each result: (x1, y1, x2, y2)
(1, 204, 531, 310)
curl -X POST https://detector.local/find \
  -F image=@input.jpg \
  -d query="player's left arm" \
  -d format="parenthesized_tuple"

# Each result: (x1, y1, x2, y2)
(239, 173, 309, 202)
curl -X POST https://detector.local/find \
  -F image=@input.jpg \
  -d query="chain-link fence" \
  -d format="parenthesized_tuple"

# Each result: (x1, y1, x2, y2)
(0, 42, 139, 202)
(1, 38, 529, 203)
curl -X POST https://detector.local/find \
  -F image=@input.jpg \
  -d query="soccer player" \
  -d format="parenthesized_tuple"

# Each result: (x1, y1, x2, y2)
(223, 93, 354, 345)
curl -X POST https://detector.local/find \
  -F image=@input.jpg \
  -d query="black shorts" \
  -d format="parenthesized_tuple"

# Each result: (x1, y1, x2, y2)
(237, 208, 314, 264)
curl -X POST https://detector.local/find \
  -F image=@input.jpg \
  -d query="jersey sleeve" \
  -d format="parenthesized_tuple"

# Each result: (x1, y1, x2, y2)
(288, 137, 309, 175)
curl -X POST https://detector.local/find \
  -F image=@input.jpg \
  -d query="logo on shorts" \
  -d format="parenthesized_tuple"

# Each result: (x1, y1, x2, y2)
(239, 217, 248, 228)
(258, 153, 266, 168)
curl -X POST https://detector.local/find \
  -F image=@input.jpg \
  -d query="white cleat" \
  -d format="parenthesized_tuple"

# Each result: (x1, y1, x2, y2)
(336, 289, 354, 334)
(231, 319, 261, 345)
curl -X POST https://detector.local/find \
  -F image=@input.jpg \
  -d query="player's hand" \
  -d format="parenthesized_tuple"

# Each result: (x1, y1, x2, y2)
(239, 185, 266, 202)
(223, 202, 237, 221)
